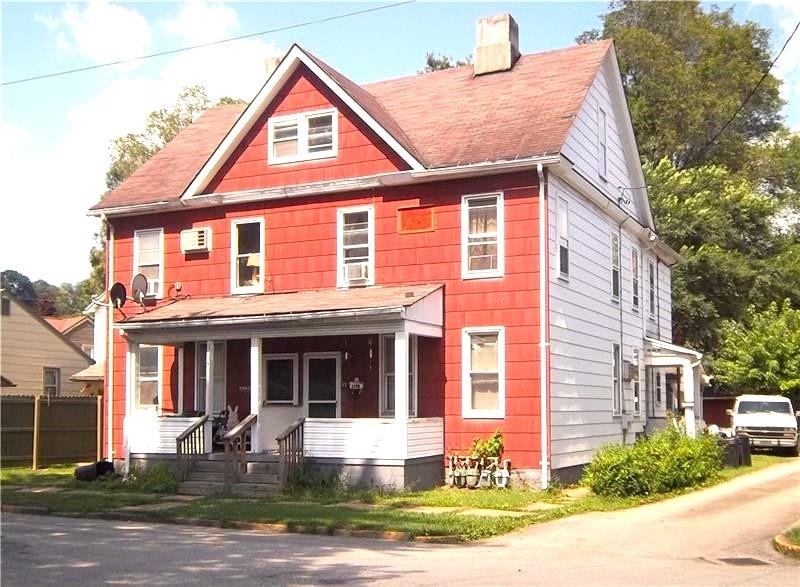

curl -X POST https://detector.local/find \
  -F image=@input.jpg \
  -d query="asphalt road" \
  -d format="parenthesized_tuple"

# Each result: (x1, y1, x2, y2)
(2, 459, 799, 586)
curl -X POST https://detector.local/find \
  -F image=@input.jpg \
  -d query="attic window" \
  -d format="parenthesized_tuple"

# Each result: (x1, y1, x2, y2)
(268, 108, 337, 164)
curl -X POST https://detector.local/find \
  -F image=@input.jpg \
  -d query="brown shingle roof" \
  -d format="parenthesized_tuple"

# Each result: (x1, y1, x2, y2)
(44, 315, 90, 334)
(122, 283, 442, 324)
(92, 40, 612, 211)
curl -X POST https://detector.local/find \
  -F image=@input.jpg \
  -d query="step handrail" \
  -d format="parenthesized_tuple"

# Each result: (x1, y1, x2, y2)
(276, 418, 305, 487)
(176, 415, 208, 482)
(222, 413, 257, 491)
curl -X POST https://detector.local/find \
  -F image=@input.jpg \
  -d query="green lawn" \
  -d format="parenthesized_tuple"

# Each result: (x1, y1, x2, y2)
(2, 489, 159, 513)
(1, 464, 81, 488)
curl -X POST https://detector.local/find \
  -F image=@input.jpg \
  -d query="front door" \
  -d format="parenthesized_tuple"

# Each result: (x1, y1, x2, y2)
(304, 352, 340, 418)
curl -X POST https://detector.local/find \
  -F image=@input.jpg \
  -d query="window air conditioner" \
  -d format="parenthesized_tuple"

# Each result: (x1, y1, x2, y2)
(345, 262, 368, 283)
(180, 228, 211, 253)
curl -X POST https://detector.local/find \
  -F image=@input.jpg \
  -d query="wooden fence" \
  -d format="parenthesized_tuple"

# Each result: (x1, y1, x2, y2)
(1, 396, 102, 468)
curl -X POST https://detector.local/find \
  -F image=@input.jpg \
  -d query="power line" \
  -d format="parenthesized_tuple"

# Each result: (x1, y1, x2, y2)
(2, 0, 416, 87)
(695, 19, 800, 161)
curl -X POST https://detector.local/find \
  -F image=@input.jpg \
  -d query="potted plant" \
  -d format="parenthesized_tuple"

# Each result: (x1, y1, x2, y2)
(465, 458, 481, 489)
(493, 459, 511, 488)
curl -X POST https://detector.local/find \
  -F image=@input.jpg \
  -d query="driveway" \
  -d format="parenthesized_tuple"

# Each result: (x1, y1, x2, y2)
(3, 459, 799, 586)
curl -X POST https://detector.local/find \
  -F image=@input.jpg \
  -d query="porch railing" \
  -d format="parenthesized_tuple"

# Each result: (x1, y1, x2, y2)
(276, 418, 305, 487)
(223, 413, 257, 492)
(175, 415, 208, 482)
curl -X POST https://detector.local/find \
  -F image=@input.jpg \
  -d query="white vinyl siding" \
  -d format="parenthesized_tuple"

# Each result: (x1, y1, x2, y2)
(461, 193, 504, 279)
(462, 326, 505, 419)
(133, 228, 164, 298)
(336, 206, 375, 288)
(598, 107, 608, 179)
(230, 218, 265, 295)
(268, 108, 337, 164)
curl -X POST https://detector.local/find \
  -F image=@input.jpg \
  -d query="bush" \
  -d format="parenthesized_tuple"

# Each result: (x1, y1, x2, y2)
(126, 464, 178, 494)
(582, 427, 723, 497)
(285, 465, 349, 500)
(471, 429, 504, 460)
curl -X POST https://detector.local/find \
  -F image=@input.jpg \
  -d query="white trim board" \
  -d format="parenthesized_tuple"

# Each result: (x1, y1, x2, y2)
(181, 44, 424, 199)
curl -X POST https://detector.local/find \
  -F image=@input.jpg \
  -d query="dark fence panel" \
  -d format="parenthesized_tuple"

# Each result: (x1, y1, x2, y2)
(1, 396, 101, 467)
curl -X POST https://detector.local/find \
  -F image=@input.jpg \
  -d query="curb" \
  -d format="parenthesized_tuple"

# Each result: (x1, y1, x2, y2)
(1, 505, 463, 544)
(773, 532, 800, 559)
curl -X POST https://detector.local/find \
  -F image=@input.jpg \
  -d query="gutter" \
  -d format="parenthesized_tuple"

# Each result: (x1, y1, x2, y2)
(88, 155, 563, 218)
(536, 163, 550, 490)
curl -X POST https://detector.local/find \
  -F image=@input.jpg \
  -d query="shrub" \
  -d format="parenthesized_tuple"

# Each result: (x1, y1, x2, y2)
(285, 465, 349, 499)
(471, 429, 504, 460)
(126, 464, 178, 494)
(582, 427, 723, 497)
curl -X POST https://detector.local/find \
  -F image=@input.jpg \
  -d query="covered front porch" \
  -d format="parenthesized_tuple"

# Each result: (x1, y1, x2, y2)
(120, 284, 445, 489)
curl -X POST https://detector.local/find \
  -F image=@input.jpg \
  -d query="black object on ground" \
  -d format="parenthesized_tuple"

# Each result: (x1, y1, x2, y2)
(74, 460, 115, 482)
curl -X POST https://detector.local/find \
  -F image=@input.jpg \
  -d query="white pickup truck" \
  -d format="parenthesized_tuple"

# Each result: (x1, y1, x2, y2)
(727, 394, 800, 456)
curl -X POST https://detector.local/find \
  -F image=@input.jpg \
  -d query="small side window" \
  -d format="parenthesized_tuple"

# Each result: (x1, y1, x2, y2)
(611, 234, 620, 301)
(612, 343, 621, 415)
(632, 248, 640, 311)
(648, 258, 656, 319)
(43, 367, 60, 396)
(557, 197, 570, 279)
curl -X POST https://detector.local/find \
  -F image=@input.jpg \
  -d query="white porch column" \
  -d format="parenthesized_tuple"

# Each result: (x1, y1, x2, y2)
(394, 331, 409, 460)
(204, 340, 214, 452)
(124, 341, 138, 469)
(250, 336, 262, 452)
(177, 346, 184, 415)
(681, 363, 696, 438)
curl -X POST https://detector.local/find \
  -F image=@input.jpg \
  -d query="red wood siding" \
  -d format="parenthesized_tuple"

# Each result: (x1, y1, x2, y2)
(205, 65, 408, 194)
(109, 171, 542, 468)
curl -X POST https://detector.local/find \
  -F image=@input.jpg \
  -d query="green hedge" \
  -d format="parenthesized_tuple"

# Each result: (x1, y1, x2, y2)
(582, 427, 723, 497)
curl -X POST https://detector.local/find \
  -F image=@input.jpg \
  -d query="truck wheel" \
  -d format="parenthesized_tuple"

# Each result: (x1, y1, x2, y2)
(792, 443, 800, 458)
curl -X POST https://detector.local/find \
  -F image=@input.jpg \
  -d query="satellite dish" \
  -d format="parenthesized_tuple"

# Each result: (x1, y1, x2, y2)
(109, 283, 127, 309)
(131, 274, 149, 303)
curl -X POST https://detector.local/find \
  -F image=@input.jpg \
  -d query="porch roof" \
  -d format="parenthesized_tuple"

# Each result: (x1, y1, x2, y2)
(119, 284, 444, 341)
(644, 337, 703, 361)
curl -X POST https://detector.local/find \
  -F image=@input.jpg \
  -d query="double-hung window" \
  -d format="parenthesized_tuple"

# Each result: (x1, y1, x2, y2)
(43, 367, 60, 396)
(196, 342, 226, 414)
(611, 234, 620, 301)
(598, 107, 608, 179)
(632, 248, 640, 311)
(557, 196, 570, 278)
(264, 354, 299, 405)
(648, 258, 656, 319)
(632, 349, 641, 416)
(462, 193, 504, 279)
(133, 228, 164, 298)
(612, 342, 621, 415)
(268, 109, 337, 164)
(380, 334, 417, 417)
(231, 218, 264, 294)
(655, 371, 662, 405)
(137, 345, 160, 409)
(337, 206, 374, 287)
(462, 327, 505, 419)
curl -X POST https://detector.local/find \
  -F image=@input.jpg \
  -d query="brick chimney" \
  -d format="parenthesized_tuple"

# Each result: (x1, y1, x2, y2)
(474, 14, 520, 76)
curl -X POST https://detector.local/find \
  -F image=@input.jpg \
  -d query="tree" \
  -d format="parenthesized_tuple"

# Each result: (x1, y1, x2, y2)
(715, 301, 800, 401)
(1, 269, 38, 309)
(420, 52, 472, 73)
(579, 0, 783, 171)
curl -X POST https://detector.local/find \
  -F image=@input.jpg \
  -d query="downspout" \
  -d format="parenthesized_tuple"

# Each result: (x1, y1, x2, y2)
(537, 163, 550, 489)
(617, 218, 629, 442)
(104, 216, 115, 462)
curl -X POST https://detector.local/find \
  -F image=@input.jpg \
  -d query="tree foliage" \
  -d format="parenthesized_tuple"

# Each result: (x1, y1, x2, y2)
(420, 52, 472, 73)
(715, 301, 800, 398)
(581, 0, 783, 171)
(1, 269, 38, 309)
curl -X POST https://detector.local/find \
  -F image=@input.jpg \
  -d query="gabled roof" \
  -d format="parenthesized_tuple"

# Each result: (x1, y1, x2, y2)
(91, 40, 613, 212)
(44, 315, 92, 335)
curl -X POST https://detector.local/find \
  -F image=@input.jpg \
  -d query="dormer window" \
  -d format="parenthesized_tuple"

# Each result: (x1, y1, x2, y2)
(268, 109, 337, 164)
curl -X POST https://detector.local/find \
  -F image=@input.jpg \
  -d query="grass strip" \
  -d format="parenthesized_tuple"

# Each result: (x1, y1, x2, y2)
(2, 490, 159, 513)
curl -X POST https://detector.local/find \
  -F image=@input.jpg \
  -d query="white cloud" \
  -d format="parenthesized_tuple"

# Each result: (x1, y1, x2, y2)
(753, 0, 800, 129)
(2, 1, 281, 285)
(159, 0, 239, 45)
(43, 1, 153, 64)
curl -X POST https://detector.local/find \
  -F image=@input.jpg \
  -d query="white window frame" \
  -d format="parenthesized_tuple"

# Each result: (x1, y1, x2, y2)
(632, 247, 640, 311)
(230, 217, 265, 295)
(612, 342, 622, 415)
(136, 345, 162, 411)
(611, 233, 620, 302)
(379, 334, 418, 418)
(461, 192, 505, 280)
(263, 353, 299, 405)
(598, 107, 608, 180)
(194, 341, 227, 414)
(648, 257, 657, 320)
(42, 367, 60, 396)
(336, 205, 375, 288)
(267, 108, 338, 165)
(303, 351, 341, 418)
(632, 349, 641, 416)
(556, 195, 570, 280)
(462, 326, 506, 419)
(133, 228, 164, 299)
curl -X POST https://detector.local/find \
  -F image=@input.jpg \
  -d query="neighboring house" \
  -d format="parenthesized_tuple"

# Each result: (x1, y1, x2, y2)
(0, 290, 93, 397)
(44, 315, 95, 358)
(88, 14, 704, 488)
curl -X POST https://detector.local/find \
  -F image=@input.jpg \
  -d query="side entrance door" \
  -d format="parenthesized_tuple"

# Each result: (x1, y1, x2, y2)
(303, 352, 340, 418)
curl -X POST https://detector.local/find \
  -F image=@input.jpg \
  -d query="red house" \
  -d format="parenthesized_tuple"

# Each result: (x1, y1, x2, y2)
(90, 15, 702, 492)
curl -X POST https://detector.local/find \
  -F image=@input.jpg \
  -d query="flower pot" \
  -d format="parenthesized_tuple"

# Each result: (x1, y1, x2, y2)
(466, 470, 480, 488)
(493, 469, 510, 488)
(454, 470, 467, 488)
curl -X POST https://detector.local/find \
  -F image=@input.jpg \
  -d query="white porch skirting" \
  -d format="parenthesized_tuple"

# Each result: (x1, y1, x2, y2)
(126, 414, 209, 454)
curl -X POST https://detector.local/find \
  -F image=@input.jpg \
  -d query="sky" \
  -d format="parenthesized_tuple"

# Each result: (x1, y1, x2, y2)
(1, 1, 798, 287)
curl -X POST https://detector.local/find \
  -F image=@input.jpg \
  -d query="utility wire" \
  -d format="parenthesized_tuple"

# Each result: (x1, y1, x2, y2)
(695, 19, 800, 162)
(3, 0, 416, 86)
